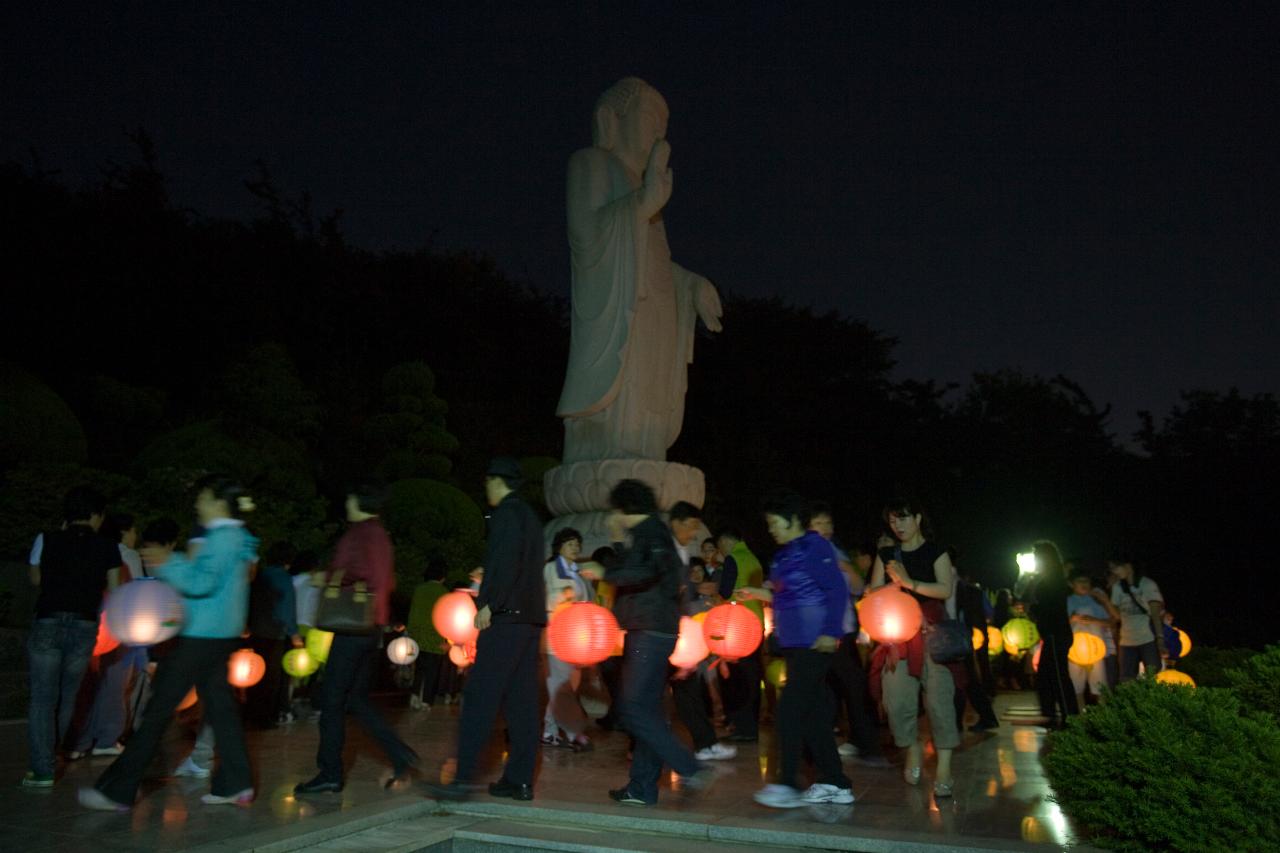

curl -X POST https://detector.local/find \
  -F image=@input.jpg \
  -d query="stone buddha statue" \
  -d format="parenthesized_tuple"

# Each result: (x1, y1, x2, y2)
(556, 77, 723, 464)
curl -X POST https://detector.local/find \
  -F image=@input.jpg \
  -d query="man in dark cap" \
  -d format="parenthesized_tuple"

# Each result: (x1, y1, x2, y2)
(425, 457, 546, 801)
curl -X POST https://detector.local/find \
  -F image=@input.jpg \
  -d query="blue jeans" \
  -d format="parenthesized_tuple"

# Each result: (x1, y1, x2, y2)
(618, 631, 701, 803)
(27, 614, 98, 775)
(1119, 642, 1160, 682)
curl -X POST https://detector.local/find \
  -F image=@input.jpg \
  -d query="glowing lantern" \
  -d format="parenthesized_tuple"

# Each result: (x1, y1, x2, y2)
(387, 636, 420, 665)
(765, 658, 787, 687)
(104, 577, 184, 646)
(669, 616, 709, 668)
(1016, 552, 1037, 575)
(762, 606, 774, 637)
(432, 591, 479, 646)
(1176, 628, 1192, 658)
(1002, 617, 1039, 651)
(1067, 632, 1106, 667)
(177, 687, 198, 711)
(691, 610, 709, 624)
(971, 626, 985, 651)
(1155, 669, 1195, 687)
(702, 602, 764, 661)
(548, 602, 620, 666)
(448, 642, 476, 669)
(305, 628, 334, 663)
(93, 613, 120, 657)
(986, 626, 1003, 656)
(282, 648, 320, 678)
(858, 587, 924, 644)
(228, 648, 266, 688)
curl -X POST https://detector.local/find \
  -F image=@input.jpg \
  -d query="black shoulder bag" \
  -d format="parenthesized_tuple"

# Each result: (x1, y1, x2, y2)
(902, 546, 970, 663)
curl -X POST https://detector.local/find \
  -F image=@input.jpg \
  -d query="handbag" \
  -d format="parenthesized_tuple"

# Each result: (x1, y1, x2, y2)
(314, 569, 378, 635)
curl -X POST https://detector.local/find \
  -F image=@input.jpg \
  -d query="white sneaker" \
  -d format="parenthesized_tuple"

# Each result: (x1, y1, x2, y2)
(801, 783, 855, 804)
(92, 743, 124, 756)
(201, 788, 254, 805)
(837, 741, 858, 757)
(694, 742, 738, 761)
(173, 757, 211, 779)
(753, 784, 807, 808)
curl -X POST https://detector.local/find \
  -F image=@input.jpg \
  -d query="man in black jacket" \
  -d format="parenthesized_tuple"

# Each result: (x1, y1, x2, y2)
(426, 457, 545, 801)
(605, 480, 707, 806)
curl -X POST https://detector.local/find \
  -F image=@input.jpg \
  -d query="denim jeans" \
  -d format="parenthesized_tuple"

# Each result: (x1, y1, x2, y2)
(27, 613, 98, 776)
(1118, 642, 1160, 682)
(618, 631, 701, 803)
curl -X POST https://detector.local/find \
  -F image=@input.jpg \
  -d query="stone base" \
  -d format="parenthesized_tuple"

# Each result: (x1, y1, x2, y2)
(542, 459, 707, 554)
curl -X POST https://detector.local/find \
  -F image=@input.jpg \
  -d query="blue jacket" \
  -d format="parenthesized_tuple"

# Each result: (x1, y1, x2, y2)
(770, 531, 847, 648)
(157, 519, 257, 639)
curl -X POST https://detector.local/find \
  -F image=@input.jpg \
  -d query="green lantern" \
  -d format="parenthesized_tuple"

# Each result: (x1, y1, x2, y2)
(1002, 617, 1040, 651)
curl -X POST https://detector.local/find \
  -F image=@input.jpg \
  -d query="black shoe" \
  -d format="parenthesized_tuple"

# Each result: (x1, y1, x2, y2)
(970, 719, 1000, 733)
(595, 715, 616, 731)
(608, 786, 650, 806)
(488, 778, 534, 801)
(727, 733, 758, 743)
(423, 781, 473, 801)
(294, 776, 343, 795)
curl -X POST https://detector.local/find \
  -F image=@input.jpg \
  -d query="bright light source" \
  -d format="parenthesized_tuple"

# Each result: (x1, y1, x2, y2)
(1016, 552, 1037, 574)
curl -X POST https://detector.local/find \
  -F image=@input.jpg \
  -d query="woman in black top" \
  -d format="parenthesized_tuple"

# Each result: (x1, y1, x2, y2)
(1027, 540, 1079, 726)
(868, 499, 960, 799)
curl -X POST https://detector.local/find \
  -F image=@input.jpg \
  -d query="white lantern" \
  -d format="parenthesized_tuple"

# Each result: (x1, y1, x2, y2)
(105, 577, 184, 646)
(387, 636, 420, 665)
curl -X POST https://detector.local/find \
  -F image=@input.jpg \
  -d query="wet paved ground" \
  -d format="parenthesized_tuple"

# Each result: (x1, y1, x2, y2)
(1, 691, 1083, 851)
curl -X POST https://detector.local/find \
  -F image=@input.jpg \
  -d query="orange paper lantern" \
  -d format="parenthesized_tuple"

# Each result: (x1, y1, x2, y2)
(986, 625, 1003, 656)
(93, 613, 120, 657)
(448, 642, 476, 669)
(858, 587, 924, 644)
(177, 687, 198, 711)
(1156, 669, 1195, 687)
(1068, 632, 1107, 666)
(547, 602, 620, 666)
(669, 616, 710, 668)
(701, 602, 763, 661)
(971, 626, 985, 651)
(432, 591, 479, 646)
(228, 648, 266, 688)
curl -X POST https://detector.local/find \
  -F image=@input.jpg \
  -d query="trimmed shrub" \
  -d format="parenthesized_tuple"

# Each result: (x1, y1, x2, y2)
(1044, 678, 1280, 852)
(1176, 644, 1256, 688)
(1225, 645, 1280, 721)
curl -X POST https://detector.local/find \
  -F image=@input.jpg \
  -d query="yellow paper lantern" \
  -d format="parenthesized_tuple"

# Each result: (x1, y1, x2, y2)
(282, 648, 320, 678)
(1067, 632, 1106, 667)
(765, 658, 787, 688)
(305, 628, 334, 663)
(972, 626, 985, 651)
(1002, 617, 1039, 651)
(986, 625, 1003, 656)
(228, 648, 266, 688)
(691, 610, 709, 624)
(1156, 669, 1195, 687)
(1176, 628, 1192, 658)
(387, 636, 420, 665)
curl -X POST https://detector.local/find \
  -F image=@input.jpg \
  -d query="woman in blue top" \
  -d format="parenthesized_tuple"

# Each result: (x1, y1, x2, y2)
(81, 475, 258, 812)
(737, 493, 853, 809)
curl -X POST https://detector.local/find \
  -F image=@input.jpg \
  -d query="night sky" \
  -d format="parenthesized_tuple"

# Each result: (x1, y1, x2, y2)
(5, 4, 1277, 440)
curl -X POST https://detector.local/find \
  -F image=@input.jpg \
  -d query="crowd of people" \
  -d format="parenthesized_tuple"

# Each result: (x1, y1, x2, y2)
(19, 460, 1174, 814)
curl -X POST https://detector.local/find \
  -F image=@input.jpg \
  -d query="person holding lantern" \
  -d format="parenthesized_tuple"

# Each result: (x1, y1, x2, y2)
(868, 498, 961, 799)
(738, 493, 854, 808)
(1108, 555, 1168, 681)
(541, 527, 595, 751)
(295, 484, 418, 796)
(714, 528, 765, 743)
(1067, 572, 1120, 706)
(1025, 541, 1079, 726)
(425, 457, 546, 802)
(604, 479, 709, 807)
(80, 475, 258, 811)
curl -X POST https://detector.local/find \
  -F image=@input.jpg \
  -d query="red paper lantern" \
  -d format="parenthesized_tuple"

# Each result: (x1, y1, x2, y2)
(858, 587, 923, 644)
(1032, 640, 1043, 671)
(547, 602, 620, 666)
(701, 603, 763, 662)
(93, 613, 119, 657)
(432, 591, 479, 646)
(669, 616, 709, 668)
(228, 648, 266, 688)
(448, 642, 476, 669)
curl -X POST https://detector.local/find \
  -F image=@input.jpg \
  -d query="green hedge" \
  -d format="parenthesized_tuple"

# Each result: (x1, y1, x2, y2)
(1225, 645, 1280, 722)
(1177, 645, 1257, 688)
(1044, 679, 1280, 852)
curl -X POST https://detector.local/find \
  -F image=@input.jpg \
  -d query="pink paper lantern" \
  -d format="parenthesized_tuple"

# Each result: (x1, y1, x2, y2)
(432, 591, 479, 646)
(669, 616, 710, 668)
(858, 587, 923, 644)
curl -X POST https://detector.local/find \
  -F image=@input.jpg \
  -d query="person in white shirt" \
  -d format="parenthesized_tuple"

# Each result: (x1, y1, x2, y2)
(541, 528, 594, 751)
(1108, 556, 1167, 681)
